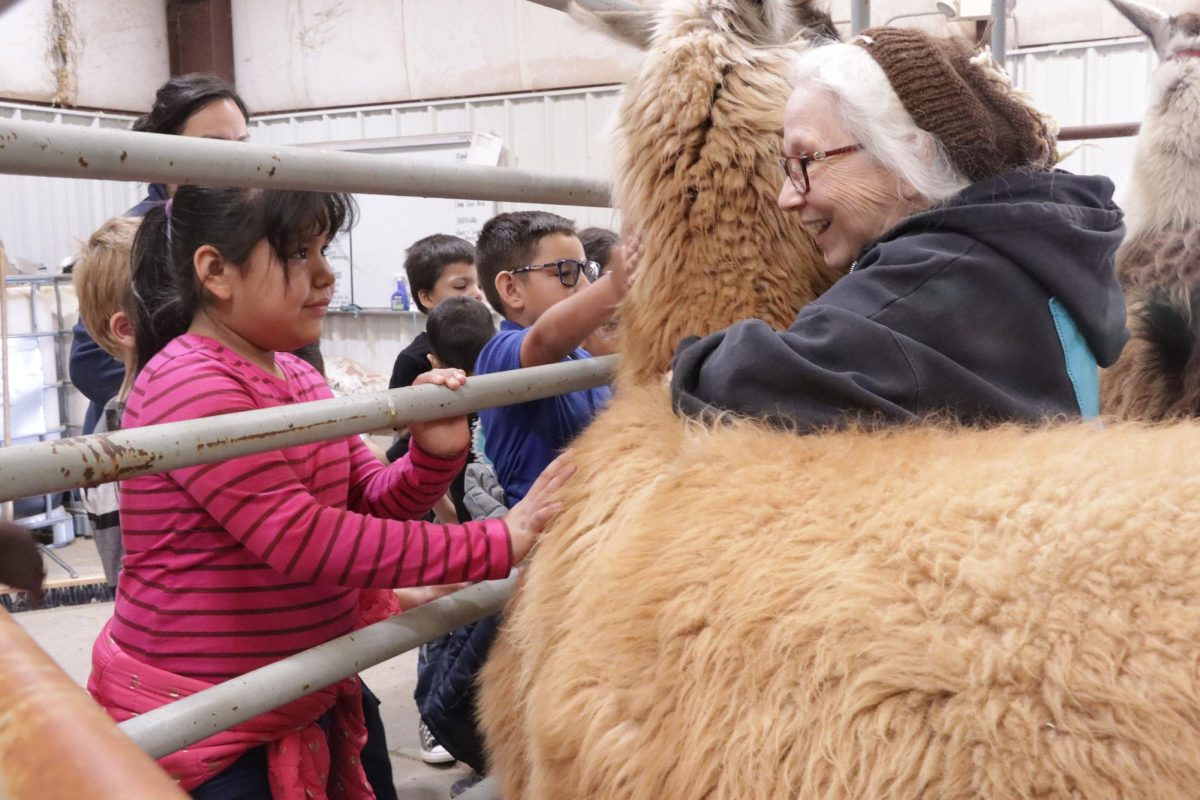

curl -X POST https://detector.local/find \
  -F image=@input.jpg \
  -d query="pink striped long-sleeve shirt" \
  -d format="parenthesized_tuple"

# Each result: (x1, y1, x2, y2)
(108, 334, 511, 680)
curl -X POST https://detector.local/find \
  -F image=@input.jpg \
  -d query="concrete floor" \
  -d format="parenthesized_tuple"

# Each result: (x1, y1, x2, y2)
(13, 537, 479, 799)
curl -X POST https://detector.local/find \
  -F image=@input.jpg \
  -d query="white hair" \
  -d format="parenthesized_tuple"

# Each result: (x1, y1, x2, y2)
(789, 41, 971, 205)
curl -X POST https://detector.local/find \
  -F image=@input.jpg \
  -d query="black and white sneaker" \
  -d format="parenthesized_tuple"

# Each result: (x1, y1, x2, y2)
(418, 720, 455, 765)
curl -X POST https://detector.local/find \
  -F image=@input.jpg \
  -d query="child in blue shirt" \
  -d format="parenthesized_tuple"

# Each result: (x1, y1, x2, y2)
(475, 211, 627, 505)
(415, 212, 628, 774)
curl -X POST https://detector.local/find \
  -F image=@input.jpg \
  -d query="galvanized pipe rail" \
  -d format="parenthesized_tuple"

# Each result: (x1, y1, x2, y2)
(0, 355, 616, 503)
(0, 118, 613, 207)
(120, 573, 517, 758)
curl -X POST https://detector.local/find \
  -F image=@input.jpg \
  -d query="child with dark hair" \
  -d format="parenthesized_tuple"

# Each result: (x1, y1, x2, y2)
(578, 226, 619, 272)
(88, 185, 572, 799)
(578, 226, 621, 357)
(386, 234, 485, 468)
(425, 296, 496, 373)
(388, 234, 483, 387)
(474, 210, 627, 504)
(415, 211, 630, 776)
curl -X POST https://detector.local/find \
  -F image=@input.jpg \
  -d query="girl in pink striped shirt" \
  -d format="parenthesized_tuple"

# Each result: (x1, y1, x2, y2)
(88, 185, 571, 800)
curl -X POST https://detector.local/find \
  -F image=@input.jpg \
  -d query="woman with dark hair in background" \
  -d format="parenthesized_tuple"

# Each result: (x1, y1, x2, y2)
(70, 73, 250, 434)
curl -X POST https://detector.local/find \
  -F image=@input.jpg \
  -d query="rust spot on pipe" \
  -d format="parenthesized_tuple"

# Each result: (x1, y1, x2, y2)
(78, 156, 88, 167)
(120, 150, 128, 162)
(267, 167, 277, 177)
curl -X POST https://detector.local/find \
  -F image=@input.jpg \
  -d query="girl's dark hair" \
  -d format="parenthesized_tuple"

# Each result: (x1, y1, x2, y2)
(131, 186, 355, 372)
(404, 234, 475, 313)
(133, 74, 249, 136)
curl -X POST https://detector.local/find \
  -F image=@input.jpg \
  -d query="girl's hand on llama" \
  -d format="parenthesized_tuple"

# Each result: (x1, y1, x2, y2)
(505, 450, 577, 564)
(410, 369, 470, 458)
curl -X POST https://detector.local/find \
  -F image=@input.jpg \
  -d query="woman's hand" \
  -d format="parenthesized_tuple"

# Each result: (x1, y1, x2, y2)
(504, 451, 576, 564)
(409, 368, 470, 458)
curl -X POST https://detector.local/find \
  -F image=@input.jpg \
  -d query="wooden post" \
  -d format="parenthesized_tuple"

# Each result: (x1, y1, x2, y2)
(0, 608, 189, 799)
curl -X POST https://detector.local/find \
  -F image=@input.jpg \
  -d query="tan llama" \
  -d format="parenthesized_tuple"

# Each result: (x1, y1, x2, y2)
(478, 1, 1200, 797)
(585, 0, 840, 384)
(1099, 0, 1200, 419)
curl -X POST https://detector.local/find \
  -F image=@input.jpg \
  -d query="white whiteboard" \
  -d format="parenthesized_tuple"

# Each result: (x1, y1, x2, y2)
(316, 133, 500, 309)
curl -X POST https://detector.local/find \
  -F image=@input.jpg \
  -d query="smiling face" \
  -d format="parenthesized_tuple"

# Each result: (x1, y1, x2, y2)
(778, 88, 918, 272)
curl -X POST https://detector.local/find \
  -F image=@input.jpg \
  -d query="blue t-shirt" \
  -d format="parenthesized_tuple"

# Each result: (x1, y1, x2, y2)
(476, 320, 612, 506)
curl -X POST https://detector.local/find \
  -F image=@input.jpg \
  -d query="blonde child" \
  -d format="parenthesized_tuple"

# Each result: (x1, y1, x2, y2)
(87, 185, 571, 799)
(71, 215, 141, 588)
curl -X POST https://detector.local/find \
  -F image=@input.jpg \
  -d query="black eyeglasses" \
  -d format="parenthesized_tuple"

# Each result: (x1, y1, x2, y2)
(779, 144, 864, 194)
(508, 259, 601, 287)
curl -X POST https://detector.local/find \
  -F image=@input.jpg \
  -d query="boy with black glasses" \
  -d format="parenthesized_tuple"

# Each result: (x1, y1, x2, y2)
(474, 210, 629, 505)
(413, 212, 629, 778)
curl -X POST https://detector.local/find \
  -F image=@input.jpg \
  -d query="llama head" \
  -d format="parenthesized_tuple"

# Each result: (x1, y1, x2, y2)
(1108, 0, 1200, 243)
(570, 0, 840, 384)
(1109, 0, 1200, 63)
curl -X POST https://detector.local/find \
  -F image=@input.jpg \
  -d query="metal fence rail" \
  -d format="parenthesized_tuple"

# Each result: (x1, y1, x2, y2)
(1058, 122, 1140, 141)
(120, 573, 517, 758)
(0, 355, 616, 503)
(0, 118, 613, 207)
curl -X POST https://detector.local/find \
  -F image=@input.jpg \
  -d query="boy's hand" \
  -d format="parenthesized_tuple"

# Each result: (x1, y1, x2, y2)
(504, 451, 576, 564)
(605, 230, 643, 300)
(409, 369, 470, 459)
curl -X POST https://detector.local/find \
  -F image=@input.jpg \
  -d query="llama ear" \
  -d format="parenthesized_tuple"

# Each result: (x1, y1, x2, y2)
(1108, 0, 1172, 56)
(567, 1, 656, 51)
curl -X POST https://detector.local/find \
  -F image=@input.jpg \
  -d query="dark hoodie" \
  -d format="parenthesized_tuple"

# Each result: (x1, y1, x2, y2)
(671, 170, 1129, 430)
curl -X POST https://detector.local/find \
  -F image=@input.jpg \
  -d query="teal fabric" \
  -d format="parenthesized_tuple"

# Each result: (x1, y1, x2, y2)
(1049, 298, 1100, 418)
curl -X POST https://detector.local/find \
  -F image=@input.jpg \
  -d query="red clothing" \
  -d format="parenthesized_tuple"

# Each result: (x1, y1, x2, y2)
(106, 334, 511, 681)
(90, 620, 373, 799)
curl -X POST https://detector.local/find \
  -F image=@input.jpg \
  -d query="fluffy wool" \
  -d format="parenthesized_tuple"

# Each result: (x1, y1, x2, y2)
(478, 1, 1200, 797)
(1100, 0, 1200, 419)
(595, 0, 838, 384)
(484, 389, 1200, 799)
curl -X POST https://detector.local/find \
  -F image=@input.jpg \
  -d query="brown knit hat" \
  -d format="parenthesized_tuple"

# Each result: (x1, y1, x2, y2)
(853, 27, 1057, 182)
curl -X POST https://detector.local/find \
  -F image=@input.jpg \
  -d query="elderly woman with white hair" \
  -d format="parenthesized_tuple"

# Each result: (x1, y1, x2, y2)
(670, 27, 1129, 429)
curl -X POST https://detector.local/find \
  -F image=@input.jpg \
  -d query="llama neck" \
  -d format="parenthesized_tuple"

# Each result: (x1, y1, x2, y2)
(1122, 63, 1200, 241)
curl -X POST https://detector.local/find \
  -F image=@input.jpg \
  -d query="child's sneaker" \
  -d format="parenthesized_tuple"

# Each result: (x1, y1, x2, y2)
(418, 720, 455, 765)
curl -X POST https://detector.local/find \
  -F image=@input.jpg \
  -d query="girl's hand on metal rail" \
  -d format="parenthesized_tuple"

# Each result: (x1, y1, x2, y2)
(505, 450, 576, 564)
(409, 369, 470, 459)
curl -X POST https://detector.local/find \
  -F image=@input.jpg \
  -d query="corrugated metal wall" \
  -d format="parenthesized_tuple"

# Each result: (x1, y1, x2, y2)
(1009, 36, 1155, 199)
(0, 104, 142, 270)
(248, 85, 625, 230)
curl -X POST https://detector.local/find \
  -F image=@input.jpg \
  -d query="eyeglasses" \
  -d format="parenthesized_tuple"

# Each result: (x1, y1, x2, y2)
(779, 144, 864, 194)
(508, 259, 601, 288)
